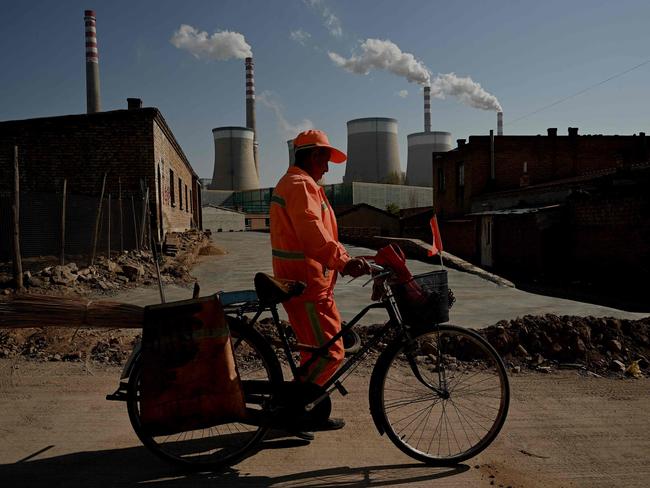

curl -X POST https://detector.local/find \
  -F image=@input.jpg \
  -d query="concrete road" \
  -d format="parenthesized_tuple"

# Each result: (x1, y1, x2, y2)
(0, 360, 648, 487)
(114, 232, 646, 329)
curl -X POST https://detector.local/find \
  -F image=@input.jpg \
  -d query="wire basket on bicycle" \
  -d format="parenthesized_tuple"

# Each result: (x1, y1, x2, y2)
(372, 243, 454, 325)
(391, 270, 452, 324)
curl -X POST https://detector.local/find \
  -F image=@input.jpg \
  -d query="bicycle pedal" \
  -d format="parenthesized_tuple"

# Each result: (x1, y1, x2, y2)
(334, 381, 348, 396)
(105, 390, 127, 402)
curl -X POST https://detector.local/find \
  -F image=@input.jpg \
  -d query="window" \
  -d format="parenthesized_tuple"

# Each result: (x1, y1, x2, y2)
(437, 167, 446, 192)
(189, 189, 192, 213)
(457, 162, 465, 187)
(169, 169, 175, 206)
(178, 177, 183, 210)
(185, 184, 189, 213)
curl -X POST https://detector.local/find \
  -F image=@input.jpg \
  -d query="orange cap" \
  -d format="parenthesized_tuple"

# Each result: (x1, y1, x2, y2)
(293, 129, 347, 163)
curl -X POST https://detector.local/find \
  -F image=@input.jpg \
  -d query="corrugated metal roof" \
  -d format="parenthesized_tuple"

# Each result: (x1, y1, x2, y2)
(467, 204, 563, 216)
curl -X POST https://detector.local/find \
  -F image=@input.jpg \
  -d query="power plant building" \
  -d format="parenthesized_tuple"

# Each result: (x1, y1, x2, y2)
(344, 118, 402, 184)
(406, 131, 453, 186)
(209, 127, 260, 191)
(202, 181, 432, 216)
(404, 85, 453, 187)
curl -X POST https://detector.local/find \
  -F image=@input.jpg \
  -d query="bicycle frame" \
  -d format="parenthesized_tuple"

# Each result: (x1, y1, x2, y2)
(113, 273, 447, 404)
(237, 275, 448, 411)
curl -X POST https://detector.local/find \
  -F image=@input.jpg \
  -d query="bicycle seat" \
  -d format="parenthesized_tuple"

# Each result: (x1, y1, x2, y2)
(254, 273, 306, 305)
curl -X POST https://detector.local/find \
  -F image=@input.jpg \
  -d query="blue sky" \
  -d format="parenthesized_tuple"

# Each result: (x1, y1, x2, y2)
(1, 0, 649, 186)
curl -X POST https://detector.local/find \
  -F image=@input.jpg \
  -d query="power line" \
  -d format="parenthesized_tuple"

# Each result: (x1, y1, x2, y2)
(510, 57, 650, 124)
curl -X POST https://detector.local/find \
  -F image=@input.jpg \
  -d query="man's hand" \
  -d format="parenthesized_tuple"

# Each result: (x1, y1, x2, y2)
(341, 257, 372, 278)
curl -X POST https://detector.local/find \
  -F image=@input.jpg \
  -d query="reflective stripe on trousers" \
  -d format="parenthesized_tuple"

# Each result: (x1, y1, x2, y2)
(282, 295, 345, 386)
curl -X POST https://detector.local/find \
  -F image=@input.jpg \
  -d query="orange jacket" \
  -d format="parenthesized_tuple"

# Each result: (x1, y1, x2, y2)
(270, 166, 350, 299)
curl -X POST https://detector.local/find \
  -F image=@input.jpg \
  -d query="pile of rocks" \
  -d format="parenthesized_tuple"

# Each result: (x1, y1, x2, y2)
(0, 230, 212, 296)
(480, 314, 650, 375)
(0, 327, 140, 365)
(0, 252, 157, 295)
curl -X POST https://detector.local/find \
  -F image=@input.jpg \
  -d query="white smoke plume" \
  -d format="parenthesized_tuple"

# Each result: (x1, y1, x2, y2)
(258, 91, 314, 138)
(329, 38, 502, 111)
(396, 89, 409, 98)
(304, 0, 343, 37)
(290, 29, 312, 46)
(170, 24, 252, 60)
(328, 39, 430, 85)
(430, 73, 502, 112)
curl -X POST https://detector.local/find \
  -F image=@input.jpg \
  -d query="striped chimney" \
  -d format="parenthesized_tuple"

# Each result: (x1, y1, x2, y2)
(497, 111, 503, 136)
(424, 86, 431, 132)
(245, 57, 258, 175)
(84, 10, 101, 113)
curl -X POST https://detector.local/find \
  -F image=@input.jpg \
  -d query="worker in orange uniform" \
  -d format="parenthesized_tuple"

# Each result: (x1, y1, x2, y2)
(270, 129, 370, 433)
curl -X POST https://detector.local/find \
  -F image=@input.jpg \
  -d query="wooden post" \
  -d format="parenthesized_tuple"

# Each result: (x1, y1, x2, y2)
(118, 177, 123, 253)
(139, 181, 149, 250)
(90, 172, 107, 266)
(60, 179, 67, 265)
(142, 188, 150, 250)
(131, 195, 139, 251)
(107, 193, 111, 260)
(12, 146, 24, 291)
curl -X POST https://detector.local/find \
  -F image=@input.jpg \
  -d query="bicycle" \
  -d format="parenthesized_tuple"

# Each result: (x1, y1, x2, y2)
(110, 261, 510, 470)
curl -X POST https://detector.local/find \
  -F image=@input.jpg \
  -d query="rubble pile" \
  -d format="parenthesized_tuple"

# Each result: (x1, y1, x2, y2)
(0, 230, 212, 296)
(0, 327, 140, 365)
(480, 314, 650, 376)
(1, 312, 648, 377)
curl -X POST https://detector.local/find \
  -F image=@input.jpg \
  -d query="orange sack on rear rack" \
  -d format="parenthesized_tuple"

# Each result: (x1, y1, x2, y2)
(139, 294, 246, 436)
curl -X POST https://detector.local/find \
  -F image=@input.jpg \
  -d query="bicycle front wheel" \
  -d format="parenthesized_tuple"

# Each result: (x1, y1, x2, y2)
(369, 324, 509, 465)
(127, 317, 283, 470)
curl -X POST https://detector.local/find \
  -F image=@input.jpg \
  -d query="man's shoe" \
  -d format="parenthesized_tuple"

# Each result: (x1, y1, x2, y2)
(311, 417, 345, 432)
(287, 430, 315, 441)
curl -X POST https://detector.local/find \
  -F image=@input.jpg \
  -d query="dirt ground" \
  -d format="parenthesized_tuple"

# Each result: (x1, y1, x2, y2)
(0, 359, 648, 488)
(1, 233, 648, 486)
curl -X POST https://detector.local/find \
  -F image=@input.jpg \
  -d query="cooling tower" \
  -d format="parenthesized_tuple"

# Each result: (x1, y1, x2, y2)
(344, 118, 401, 183)
(209, 127, 259, 191)
(406, 132, 453, 186)
(84, 10, 101, 113)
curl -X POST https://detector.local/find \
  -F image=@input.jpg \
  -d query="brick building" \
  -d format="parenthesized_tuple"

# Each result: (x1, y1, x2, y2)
(0, 101, 201, 252)
(337, 203, 401, 239)
(432, 128, 649, 308)
(434, 127, 647, 218)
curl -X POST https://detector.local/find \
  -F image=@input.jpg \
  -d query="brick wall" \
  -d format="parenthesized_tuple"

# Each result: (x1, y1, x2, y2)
(438, 219, 477, 261)
(0, 110, 155, 196)
(569, 192, 650, 275)
(433, 132, 649, 217)
(338, 206, 400, 237)
(0, 107, 199, 244)
(153, 119, 196, 234)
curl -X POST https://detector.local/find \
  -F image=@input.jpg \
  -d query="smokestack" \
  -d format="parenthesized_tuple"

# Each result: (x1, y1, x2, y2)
(287, 140, 295, 166)
(84, 10, 101, 113)
(490, 129, 495, 181)
(424, 86, 431, 132)
(245, 57, 258, 175)
(497, 111, 503, 136)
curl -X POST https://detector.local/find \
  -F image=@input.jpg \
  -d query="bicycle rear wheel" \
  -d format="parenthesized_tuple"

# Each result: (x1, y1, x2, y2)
(369, 324, 509, 465)
(127, 317, 283, 470)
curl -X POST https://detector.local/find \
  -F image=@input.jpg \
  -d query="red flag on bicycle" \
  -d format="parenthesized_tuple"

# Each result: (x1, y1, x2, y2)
(428, 215, 443, 257)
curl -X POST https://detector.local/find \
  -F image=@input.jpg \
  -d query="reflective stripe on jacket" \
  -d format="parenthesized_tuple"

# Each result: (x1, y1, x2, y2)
(270, 166, 350, 299)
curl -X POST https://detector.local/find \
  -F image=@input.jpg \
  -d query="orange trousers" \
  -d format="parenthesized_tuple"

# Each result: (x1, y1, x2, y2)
(282, 295, 345, 386)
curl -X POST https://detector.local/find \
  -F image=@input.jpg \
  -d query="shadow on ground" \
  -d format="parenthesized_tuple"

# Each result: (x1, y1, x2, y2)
(0, 439, 469, 487)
